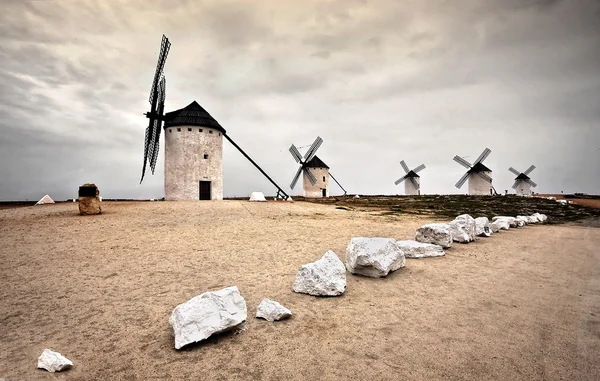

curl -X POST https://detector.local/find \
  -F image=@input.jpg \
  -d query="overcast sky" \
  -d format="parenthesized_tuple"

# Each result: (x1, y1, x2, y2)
(1, 0, 599, 201)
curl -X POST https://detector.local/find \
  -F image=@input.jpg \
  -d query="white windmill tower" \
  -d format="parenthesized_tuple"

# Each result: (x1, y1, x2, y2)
(509, 165, 537, 196)
(394, 160, 425, 195)
(453, 148, 494, 195)
(288, 136, 347, 198)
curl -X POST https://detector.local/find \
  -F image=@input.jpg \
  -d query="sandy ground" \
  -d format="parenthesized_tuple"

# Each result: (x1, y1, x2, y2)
(1, 201, 599, 381)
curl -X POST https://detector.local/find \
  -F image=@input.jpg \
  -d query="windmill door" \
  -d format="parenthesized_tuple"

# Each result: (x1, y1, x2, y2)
(322, 189, 326, 197)
(199, 181, 211, 200)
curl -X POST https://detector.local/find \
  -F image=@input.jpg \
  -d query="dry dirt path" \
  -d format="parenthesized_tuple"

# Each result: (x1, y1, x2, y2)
(1, 201, 599, 380)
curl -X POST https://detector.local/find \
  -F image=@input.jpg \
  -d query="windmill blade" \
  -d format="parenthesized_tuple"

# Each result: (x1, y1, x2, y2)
(303, 136, 323, 162)
(149, 76, 166, 174)
(329, 172, 347, 195)
(409, 177, 419, 190)
(140, 124, 152, 183)
(289, 144, 302, 163)
(399, 160, 410, 174)
(412, 164, 426, 173)
(394, 176, 406, 186)
(474, 148, 491, 164)
(455, 172, 470, 189)
(290, 166, 303, 189)
(304, 167, 318, 186)
(525, 178, 538, 188)
(508, 167, 521, 176)
(523, 165, 536, 175)
(149, 35, 171, 108)
(453, 155, 472, 169)
(476, 171, 492, 183)
(512, 180, 520, 189)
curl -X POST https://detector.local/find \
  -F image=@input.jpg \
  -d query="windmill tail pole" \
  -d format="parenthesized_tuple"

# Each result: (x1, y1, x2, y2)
(223, 133, 290, 200)
(329, 172, 347, 196)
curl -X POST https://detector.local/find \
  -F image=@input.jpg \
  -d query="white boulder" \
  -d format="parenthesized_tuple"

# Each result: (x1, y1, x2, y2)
(475, 217, 492, 237)
(292, 251, 346, 296)
(256, 298, 292, 321)
(354, 195, 360, 199)
(345, 237, 405, 277)
(169, 286, 247, 350)
(415, 223, 453, 248)
(37, 349, 73, 372)
(516, 216, 528, 226)
(534, 213, 548, 222)
(490, 221, 501, 233)
(449, 214, 477, 243)
(249, 192, 267, 202)
(492, 216, 518, 228)
(525, 215, 538, 224)
(494, 219, 511, 230)
(396, 240, 445, 259)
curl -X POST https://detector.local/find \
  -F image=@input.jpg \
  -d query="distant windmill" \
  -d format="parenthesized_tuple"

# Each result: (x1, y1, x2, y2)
(140, 35, 290, 201)
(394, 160, 425, 195)
(453, 148, 495, 195)
(509, 165, 537, 196)
(289, 136, 347, 198)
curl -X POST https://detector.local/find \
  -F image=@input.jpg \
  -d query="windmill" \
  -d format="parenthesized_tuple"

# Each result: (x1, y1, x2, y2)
(453, 148, 495, 195)
(289, 136, 347, 198)
(139, 35, 290, 201)
(509, 165, 537, 196)
(394, 160, 425, 195)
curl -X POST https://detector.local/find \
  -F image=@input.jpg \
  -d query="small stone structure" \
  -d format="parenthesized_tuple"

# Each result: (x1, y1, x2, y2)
(78, 184, 101, 215)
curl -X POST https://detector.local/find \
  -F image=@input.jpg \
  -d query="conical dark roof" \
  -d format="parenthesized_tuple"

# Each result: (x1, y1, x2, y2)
(515, 173, 530, 180)
(163, 101, 226, 133)
(304, 155, 329, 169)
(468, 161, 492, 173)
(405, 170, 420, 178)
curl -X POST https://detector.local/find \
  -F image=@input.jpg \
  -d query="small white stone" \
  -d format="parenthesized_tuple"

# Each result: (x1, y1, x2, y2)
(415, 223, 453, 248)
(490, 221, 501, 233)
(492, 216, 518, 228)
(256, 298, 292, 321)
(292, 251, 347, 296)
(345, 237, 405, 277)
(249, 192, 267, 202)
(474, 217, 492, 237)
(169, 286, 247, 350)
(396, 240, 445, 258)
(37, 349, 73, 373)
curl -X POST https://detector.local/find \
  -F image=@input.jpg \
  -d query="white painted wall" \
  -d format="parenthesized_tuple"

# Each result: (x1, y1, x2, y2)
(164, 125, 223, 200)
(404, 177, 420, 195)
(468, 171, 493, 195)
(516, 181, 532, 196)
(303, 167, 329, 198)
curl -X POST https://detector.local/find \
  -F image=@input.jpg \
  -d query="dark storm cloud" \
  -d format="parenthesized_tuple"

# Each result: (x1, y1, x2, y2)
(0, 0, 599, 201)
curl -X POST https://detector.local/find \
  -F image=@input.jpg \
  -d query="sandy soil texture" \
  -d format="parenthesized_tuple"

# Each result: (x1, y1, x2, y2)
(1, 201, 599, 381)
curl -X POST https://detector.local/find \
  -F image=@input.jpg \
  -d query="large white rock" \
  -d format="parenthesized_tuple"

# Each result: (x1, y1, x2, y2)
(533, 213, 548, 222)
(169, 286, 247, 350)
(415, 223, 453, 248)
(345, 237, 405, 277)
(525, 215, 538, 224)
(256, 298, 292, 321)
(249, 192, 267, 202)
(448, 214, 477, 243)
(396, 240, 445, 259)
(292, 251, 347, 296)
(494, 219, 511, 230)
(475, 217, 492, 237)
(516, 216, 528, 226)
(492, 216, 518, 228)
(37, 349, 73, 372)
(490, 221, 501, 233)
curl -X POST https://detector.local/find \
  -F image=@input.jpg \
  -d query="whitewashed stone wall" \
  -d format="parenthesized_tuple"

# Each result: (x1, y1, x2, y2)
(405, 177, 420, 195)
(164, 125, 223, 200)
(468, 171, 493, 195)
(303, 167, 329, 198)
(516, 181, 532, 196)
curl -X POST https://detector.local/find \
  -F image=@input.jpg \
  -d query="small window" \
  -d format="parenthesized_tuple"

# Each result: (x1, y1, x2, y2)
(199, 129, 203, 132)
(188, 128, 192, 131)
(203, 154, 209, 159)
(169, 129, 172, 133)
(177, 128, 181, 132)
(219, 133, 221, 136)
(323, 176, 326, 182)
(209, 130, 213, 134)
